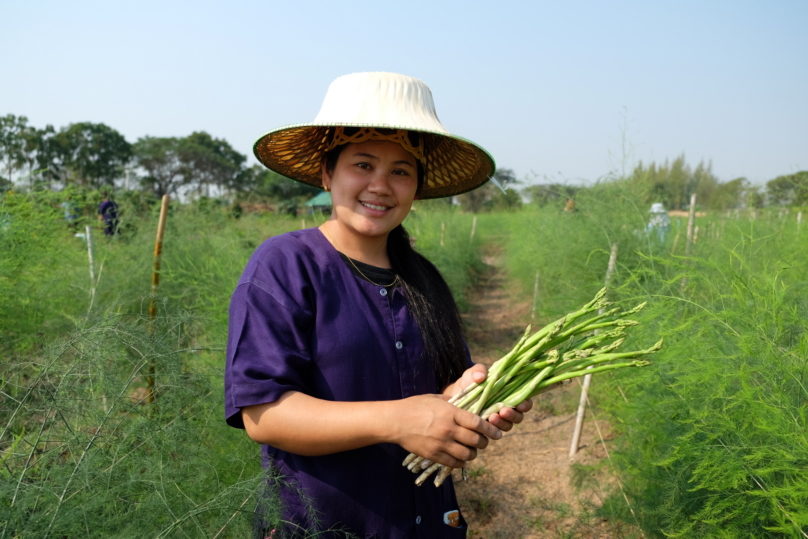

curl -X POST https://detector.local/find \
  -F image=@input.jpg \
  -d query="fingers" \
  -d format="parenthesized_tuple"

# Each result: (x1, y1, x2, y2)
(428, 446, 475, 469)
(454, 407, 502, 441)
(470, 364, 488, 384)
(488, 414, 514, 432)
(457, 364, 488, 392)
(515, 398, 533, 413)
(485, 398, 533, 431)
(454, 428, 489, 450)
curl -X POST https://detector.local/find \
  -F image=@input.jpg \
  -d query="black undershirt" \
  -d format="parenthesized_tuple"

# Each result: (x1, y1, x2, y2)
(337, 252, 398, 286)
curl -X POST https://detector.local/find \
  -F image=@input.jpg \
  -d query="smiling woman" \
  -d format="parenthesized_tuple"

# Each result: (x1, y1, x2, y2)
(225, 72, 524, 538)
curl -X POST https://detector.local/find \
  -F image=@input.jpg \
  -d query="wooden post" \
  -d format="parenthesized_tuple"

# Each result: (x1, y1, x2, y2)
(531, 271, 540, 321)
(570, 242, 618, 458)
(685, 194, 697, 256)
(85, 225, 96, 312)
(147, 194, 170, 403)
(301, 218, 306, 229)
(469, 215, 477, 243)
(680, 193, 697, 292)
(440, 222, 445, 247)
(693, 225, 699, 244)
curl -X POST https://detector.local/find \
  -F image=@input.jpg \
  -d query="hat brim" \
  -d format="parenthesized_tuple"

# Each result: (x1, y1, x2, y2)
(253, 123, 495, 199)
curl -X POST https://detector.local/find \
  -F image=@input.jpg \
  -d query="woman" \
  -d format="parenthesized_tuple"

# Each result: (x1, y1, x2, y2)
(225, 72, 531, 538)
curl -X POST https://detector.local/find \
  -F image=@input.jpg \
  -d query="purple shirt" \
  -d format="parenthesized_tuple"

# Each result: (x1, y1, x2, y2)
(225, 228, 468, 538)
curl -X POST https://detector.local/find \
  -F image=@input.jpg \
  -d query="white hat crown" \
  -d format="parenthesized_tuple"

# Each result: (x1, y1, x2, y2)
(313, 72, 450, 135)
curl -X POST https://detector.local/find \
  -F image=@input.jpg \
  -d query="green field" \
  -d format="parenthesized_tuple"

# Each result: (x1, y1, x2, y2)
(1, 186, 807, 537)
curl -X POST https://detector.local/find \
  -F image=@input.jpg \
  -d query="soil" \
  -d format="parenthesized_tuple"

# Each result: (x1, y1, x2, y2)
(451, 247, 638, 539)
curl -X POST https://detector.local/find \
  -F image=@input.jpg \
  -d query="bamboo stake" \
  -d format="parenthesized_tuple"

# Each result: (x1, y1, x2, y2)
(85, 225, 96, 313)
(570, 242, 618, 457)
(680, 193, 697, 292)
(531, 271, 540, 321)
(440, 222, 445, 247)
(798, 211, 803, 235)
(147, 194, 170, 404)
(469, 215, 477, 243)
(685, 194, 697, 256)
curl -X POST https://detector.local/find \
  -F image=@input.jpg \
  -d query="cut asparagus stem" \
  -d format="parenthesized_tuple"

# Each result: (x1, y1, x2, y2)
(434, 465, 453, 487)
(415, 462, 441, 486)
(448, 381, 478, 405)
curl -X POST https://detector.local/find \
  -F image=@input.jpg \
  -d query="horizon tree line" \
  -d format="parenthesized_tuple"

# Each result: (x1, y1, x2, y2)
(1, 114, 805, 211)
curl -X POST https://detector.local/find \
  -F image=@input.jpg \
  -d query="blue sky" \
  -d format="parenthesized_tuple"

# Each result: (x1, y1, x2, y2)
(2, 0, 806, 185)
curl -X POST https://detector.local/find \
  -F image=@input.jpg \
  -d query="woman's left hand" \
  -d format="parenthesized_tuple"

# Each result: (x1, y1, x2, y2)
(443, 364, 532, 432)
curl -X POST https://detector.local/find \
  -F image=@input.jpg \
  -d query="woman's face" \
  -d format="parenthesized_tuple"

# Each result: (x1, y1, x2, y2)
(322, 139, 419, 241)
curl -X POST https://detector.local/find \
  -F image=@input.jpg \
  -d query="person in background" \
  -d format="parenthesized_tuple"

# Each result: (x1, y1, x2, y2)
(98, 192, 119, 236)
(61, 198, 79, 231)
(646, 202, 670, 242)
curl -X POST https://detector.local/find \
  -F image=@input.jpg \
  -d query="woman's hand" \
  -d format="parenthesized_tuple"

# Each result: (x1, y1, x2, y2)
(443, 364, 533, 431)
(391, 393, 502, 469)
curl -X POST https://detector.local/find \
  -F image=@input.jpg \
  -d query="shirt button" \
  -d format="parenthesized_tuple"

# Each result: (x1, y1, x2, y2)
(395, 341, 403, 350)
(380, 288, 388, 297)
(416, 516, 421, 524)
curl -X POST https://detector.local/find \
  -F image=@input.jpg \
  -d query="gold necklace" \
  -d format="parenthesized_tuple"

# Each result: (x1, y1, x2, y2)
(343, 255, 399, 287)
(321, 225, 399, 287)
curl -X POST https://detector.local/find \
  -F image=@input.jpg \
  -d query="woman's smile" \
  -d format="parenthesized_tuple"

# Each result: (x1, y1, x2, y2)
(360, 201, 392, 211)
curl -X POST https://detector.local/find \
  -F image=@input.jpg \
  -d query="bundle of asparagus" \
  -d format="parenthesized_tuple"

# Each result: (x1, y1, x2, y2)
(403, 288, 661, 487)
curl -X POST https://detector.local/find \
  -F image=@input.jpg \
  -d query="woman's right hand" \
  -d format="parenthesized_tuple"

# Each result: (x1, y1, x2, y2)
(391, 394, 502, 469)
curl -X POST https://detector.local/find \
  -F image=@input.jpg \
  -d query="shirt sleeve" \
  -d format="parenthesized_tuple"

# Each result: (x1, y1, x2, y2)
(224, 278, 315, 429)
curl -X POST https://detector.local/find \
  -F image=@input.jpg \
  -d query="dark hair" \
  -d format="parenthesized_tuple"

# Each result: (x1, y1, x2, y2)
(386, 225, 468, 389)
(323, 139, 468, 389)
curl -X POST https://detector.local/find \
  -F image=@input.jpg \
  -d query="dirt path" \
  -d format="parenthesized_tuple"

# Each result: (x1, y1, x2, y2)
(452, 245, 634, 538)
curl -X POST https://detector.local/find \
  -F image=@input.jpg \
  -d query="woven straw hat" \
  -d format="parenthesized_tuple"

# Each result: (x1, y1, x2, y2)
(253, 72, 495, 199)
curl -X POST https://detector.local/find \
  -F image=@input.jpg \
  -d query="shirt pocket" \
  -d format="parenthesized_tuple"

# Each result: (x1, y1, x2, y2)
(443, 509, 468, 537)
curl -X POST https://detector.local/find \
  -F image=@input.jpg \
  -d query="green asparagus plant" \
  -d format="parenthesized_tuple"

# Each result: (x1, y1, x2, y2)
(403, 287, 661, 487)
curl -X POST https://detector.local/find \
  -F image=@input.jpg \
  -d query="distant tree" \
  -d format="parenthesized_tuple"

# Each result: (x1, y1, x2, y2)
(457, 168, 518, 213)
(243, 164, 319, 201)
(767, 171, 808, 207)
(748, 186, 765, 209)
(18, 125, 44, 188)
(31, 125, 65, 188)
(709, 177, 749, 210)
(180, 131, 246, 197)
(628, 155, 722, 210)
(522, 183, 578, 207)
(0, 115, 30, 183)
(485, 184, 523, 211)
(691, 160, 721, 208)
(47, 123, 132, 187)
(134, 133, 248, 198)
(133, 137, 188, 197)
